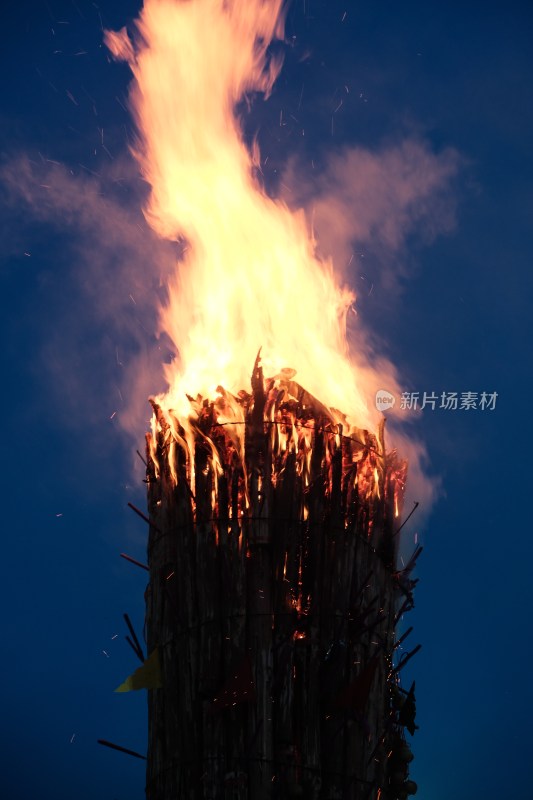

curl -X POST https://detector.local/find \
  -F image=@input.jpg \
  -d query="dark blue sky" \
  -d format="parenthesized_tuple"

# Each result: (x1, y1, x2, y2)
(1, 1, 532, 799)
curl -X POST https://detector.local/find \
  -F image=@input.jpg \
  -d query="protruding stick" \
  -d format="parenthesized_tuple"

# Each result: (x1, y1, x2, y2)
(392, 644, 422, 674)
(393, 501, 419, 538)
(136, 449, 147, 467)
(127, 501, 160, 531)
(126, 635, 145, 663)
(120, 552, 149, 572)
(123, 613, 145, 662)
(97, 739, 146, 760)
(394, 626, 413, 650)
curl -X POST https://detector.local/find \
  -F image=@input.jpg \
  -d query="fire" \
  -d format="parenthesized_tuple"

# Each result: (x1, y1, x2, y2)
(105, 0, 379, 454)
(107, 7, 416, 792)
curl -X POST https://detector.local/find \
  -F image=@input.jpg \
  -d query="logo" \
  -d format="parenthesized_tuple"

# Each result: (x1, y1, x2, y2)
(375, 389, 396, 412)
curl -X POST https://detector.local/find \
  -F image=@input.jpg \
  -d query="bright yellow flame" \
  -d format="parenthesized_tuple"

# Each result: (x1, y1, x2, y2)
(106, 0, 374, 431)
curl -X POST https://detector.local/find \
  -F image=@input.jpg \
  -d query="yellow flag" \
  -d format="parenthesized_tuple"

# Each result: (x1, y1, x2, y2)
(115, 648, 163, 692)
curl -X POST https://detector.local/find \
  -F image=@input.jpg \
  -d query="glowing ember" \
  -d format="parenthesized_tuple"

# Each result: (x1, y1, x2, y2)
(105, 0, 383, 463)
(148, 355, 407, 541)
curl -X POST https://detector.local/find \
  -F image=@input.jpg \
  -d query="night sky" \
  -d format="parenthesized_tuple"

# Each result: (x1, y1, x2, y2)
(1, 1, 532, 799)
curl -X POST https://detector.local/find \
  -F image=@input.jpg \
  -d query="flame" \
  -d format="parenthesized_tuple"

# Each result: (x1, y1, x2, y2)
(105, 0, 377, 435)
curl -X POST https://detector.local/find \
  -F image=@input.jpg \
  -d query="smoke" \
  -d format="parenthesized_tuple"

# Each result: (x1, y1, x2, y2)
(280, 139, 460, 528)
(0, 1, 460, 524)
(282, 138, 460, 291)
(0, 131, 457, 512)
(388, 427, 443, 548)
(0, 153, 175, 453)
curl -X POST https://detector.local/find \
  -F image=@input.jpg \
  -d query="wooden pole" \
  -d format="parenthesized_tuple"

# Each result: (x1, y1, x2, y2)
(144, 365, 415, 799)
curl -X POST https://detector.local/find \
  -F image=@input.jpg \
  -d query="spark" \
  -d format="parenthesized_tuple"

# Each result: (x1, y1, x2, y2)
(71, 0, 86, 20)
(70, 733, 76, 744)
(44, 0, 55, 21)
(95, 6, 104, 33)
(82, 86, 97, 115)
(110, 411, 117, 420)
(102, 650, 110, 658)
(78, 163, 100, 177)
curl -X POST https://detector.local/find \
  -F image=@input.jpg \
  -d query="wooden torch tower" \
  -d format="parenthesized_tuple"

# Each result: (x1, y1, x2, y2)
(144, 358, 418, 800)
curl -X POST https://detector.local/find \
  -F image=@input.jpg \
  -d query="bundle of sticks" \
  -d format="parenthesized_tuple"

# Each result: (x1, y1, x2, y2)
(144, 358, 410, 800)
